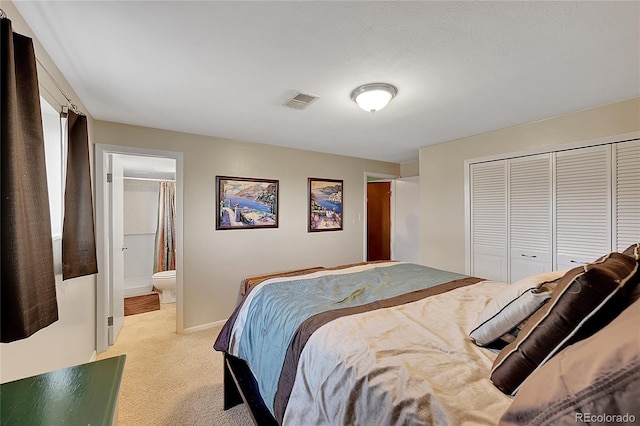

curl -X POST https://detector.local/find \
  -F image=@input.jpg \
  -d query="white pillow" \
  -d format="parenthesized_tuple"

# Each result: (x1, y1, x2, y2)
(469, 270, 568, 346)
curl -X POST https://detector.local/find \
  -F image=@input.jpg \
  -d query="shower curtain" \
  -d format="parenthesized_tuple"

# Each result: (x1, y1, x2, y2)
(153, 181, 176, 273)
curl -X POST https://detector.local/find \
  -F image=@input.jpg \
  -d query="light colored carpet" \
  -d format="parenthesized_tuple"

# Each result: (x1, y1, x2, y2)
(97, 304, 254, 426)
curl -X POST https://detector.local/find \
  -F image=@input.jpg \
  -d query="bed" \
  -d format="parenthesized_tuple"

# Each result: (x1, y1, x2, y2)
(214, 246, 640, 425)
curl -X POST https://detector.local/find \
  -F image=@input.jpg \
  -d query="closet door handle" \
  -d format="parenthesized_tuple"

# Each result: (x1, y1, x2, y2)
(521, 254, 537, 258)
(570, 260, 588, 265)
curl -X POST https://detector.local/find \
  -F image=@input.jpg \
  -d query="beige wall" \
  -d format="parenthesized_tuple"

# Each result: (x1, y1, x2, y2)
(419, 97, 640, 274)
(400, 160, 419, 177)
(94, 121, 400, 329)
(0, 0, 97, 382)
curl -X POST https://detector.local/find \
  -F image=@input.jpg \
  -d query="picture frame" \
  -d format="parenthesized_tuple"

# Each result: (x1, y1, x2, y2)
(216, 176, 279, 230)
(308, 178, 343, 232)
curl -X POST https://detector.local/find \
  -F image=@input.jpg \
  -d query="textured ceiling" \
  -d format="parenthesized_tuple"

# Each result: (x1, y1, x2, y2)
(13, 1, 640, 163)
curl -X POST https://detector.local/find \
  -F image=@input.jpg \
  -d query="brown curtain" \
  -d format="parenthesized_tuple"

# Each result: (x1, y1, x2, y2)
(1, 17, 58, 343)
(62, 110, 98, 280)
(153, 181, 176, 273)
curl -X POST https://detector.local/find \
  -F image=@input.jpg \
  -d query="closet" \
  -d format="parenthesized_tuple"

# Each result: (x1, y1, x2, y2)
(468, 137, 640, 283)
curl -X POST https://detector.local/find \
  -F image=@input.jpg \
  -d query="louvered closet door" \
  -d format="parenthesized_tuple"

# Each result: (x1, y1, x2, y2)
(471, 161, 508, 282)
(555, 145, 612, 270)
(614, 139, 640, 251)
(509, 154, 552, 283)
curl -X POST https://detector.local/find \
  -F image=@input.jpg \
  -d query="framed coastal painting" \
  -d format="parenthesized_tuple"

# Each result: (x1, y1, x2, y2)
(216, 176, 279, 230)
(308, 178, 343, 232)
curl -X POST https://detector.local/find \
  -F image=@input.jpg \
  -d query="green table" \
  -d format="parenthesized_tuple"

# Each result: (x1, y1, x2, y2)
(1, 355, 126, 426)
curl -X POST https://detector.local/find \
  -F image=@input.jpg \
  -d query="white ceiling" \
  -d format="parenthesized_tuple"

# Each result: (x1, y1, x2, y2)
(14, 1, 640, 163)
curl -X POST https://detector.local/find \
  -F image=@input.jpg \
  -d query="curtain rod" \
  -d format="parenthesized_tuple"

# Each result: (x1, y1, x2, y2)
(1, 7, 83, 115)
(36, 58, 83, 116)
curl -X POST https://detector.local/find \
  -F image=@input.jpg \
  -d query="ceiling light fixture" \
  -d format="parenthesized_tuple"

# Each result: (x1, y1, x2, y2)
(351, 83, 397, 113)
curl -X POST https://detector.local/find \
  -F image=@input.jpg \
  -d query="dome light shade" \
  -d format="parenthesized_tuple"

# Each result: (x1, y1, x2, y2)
(351, 83, 397, 113)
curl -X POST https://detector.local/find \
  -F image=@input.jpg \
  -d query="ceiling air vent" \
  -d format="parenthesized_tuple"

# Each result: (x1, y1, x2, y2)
(282, 91, 319, 110)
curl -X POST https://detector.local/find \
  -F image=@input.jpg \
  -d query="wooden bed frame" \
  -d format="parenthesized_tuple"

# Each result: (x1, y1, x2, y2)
(223, 353, 278, 425)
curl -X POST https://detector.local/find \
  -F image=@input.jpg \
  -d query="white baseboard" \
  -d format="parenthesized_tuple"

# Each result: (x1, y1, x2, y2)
(89, 350, 97, 362)
(182, 318, 227, 334)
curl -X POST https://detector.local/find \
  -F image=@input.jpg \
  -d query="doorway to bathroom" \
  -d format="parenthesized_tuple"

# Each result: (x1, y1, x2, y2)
(95, 144, 184, 353)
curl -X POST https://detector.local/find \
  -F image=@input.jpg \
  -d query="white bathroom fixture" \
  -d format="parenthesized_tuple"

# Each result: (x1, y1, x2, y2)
(152, 270, 176, 303)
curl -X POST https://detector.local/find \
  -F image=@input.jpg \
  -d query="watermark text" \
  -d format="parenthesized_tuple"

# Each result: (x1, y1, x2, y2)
(575, 413, 636, 424)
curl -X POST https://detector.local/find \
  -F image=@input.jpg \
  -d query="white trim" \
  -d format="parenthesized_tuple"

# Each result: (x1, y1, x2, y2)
(464, 161, 471, 275)
(183, 319, 228, 334)
(606, 143, 614, 258)
(551, 152, 558, 270)
(390, 179, 397, 260)
(95, 146, 109, 353)
(123, 176, 175, 182)
(505, 160, 511, 282)
(95, 144, 184, 354)
(464, 131, 640, 168)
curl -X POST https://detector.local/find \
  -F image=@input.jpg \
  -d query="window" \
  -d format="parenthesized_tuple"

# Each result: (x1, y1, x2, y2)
(41, 97, 64, 274)
(41, 96, 63, 239)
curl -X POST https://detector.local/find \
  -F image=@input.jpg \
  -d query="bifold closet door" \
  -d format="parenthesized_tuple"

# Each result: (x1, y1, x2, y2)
(470, 161, 508, 282)
(555, 145, 612, 270)
(614, 139, 640, 251)
(509, 154, 552, 283)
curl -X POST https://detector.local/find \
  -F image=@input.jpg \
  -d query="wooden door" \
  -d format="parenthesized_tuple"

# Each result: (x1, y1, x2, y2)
(367, 182, 391, 261)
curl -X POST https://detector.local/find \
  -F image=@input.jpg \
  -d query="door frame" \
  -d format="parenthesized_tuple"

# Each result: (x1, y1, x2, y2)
(107, 153, 125, 345)
(363, 172, 398, 262)
(95, 144, 184, 353)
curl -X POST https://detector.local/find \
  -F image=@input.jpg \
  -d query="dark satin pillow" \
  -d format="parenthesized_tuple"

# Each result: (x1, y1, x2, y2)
(621, 243, 640, 304)
(622, 243, 640, 261)
(499, 299, 640, 426)
(490, 252, 640, 395)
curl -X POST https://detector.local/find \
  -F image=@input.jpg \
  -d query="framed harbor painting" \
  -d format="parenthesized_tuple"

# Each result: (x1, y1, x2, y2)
(216, 176, 279, 229)
(308, 178, 343, 232)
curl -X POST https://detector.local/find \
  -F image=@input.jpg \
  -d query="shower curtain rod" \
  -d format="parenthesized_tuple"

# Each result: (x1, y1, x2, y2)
(123, 177, 176, 183)
(1, 7, 83, 115)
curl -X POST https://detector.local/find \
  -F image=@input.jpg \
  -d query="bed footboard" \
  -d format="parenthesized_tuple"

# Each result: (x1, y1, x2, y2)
(223, 353, 278, 425)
